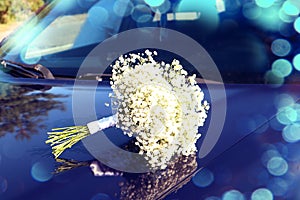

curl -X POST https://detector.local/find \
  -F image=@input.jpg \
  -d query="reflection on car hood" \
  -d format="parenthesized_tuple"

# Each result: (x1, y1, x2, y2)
(0, 80, 299, 200)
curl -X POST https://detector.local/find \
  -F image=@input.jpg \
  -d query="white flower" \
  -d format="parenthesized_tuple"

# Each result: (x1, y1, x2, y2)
(110, 50, 209, 169)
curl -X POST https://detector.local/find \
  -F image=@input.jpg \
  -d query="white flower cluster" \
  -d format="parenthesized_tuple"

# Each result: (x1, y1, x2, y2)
(110, 50, 209, 169)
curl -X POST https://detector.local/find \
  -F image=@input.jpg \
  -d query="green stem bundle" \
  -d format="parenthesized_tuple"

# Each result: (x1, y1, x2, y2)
(46, 126, 90, 158)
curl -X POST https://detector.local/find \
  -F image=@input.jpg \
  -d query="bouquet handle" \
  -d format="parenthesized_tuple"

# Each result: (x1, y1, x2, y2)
(87, 115, 117, 135)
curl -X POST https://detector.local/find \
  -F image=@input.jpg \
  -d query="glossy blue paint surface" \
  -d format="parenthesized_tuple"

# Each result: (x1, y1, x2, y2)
(1, 78, 300, 200)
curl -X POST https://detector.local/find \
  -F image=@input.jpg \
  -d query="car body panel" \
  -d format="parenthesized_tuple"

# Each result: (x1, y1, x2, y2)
(1, 78, 299, 199)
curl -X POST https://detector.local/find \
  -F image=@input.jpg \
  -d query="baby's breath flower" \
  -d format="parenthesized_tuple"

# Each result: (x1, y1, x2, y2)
(110, 50, 209, 169)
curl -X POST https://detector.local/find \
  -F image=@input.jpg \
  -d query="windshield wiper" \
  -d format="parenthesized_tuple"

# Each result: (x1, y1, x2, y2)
(0, 60, 54, 79)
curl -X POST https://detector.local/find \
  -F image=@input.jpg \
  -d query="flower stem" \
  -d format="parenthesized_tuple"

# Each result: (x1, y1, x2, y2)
(46, 115, 117, 158)
(46, 126, 90, 158)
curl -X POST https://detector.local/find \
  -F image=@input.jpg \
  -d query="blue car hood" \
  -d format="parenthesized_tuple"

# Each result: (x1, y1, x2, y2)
(0, 79, 299, 200)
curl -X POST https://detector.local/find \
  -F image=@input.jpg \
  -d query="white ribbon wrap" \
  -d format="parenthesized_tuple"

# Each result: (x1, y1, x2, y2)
(87, 115, 117, 135)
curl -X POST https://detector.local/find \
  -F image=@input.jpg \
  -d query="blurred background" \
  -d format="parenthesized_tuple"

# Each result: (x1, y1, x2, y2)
(0, 0, 48, 39)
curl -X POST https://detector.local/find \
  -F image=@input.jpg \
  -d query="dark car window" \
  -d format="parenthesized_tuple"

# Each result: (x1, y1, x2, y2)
(0, 0, 297, 84)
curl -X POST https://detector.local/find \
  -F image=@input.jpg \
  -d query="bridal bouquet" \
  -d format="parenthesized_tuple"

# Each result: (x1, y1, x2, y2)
(46, 50, 209, 170)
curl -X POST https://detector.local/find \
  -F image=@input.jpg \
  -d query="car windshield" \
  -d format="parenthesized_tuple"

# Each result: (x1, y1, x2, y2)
(0, 0, 298, 84)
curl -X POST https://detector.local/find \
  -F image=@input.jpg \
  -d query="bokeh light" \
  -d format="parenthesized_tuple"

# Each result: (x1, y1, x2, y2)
(279, 9, 295, 23)
(254, 6, 282, 31)
(282, 1, 299, 16)
(151, 0, 171, 14)
(275, 143, 289, 158)
(88, 6, 109, 28)
(242, 0, 286, 32)
(276, 106, 297, 125)
(223, 0, 240, 15)
(251, 188, 273, 200)
(271, 40, 291, 57)
(264, 70, 284, 86)
(77, 0, 95, 9)
(55, 0, 76, 13)
(242, 3, 262, 20)
(192, 168, 214, 188)
(282, 123, 300, 143)
(261, 149, 281, 167)
(91, 193, 112, 200)
(267, 177, 288, 196)
(274, 94, 294, 109)
(144, 0, 165, 7)
(271, 59, 292, 78)
(293, 17, 300, 33)
(0, 177, 8, 194)
(267, 157, 288, 176)
(222, 190, 245, 200)
(113, 0, 134, 17)
(292, 54, 300, 71)
(21, 47, 41, 65)
(255, 0, 275, 8)
(294, 104, 300, 121)
(131, 4, 152, 23)
(31, 161, 54, 182)
(176, 0, 219, 31)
